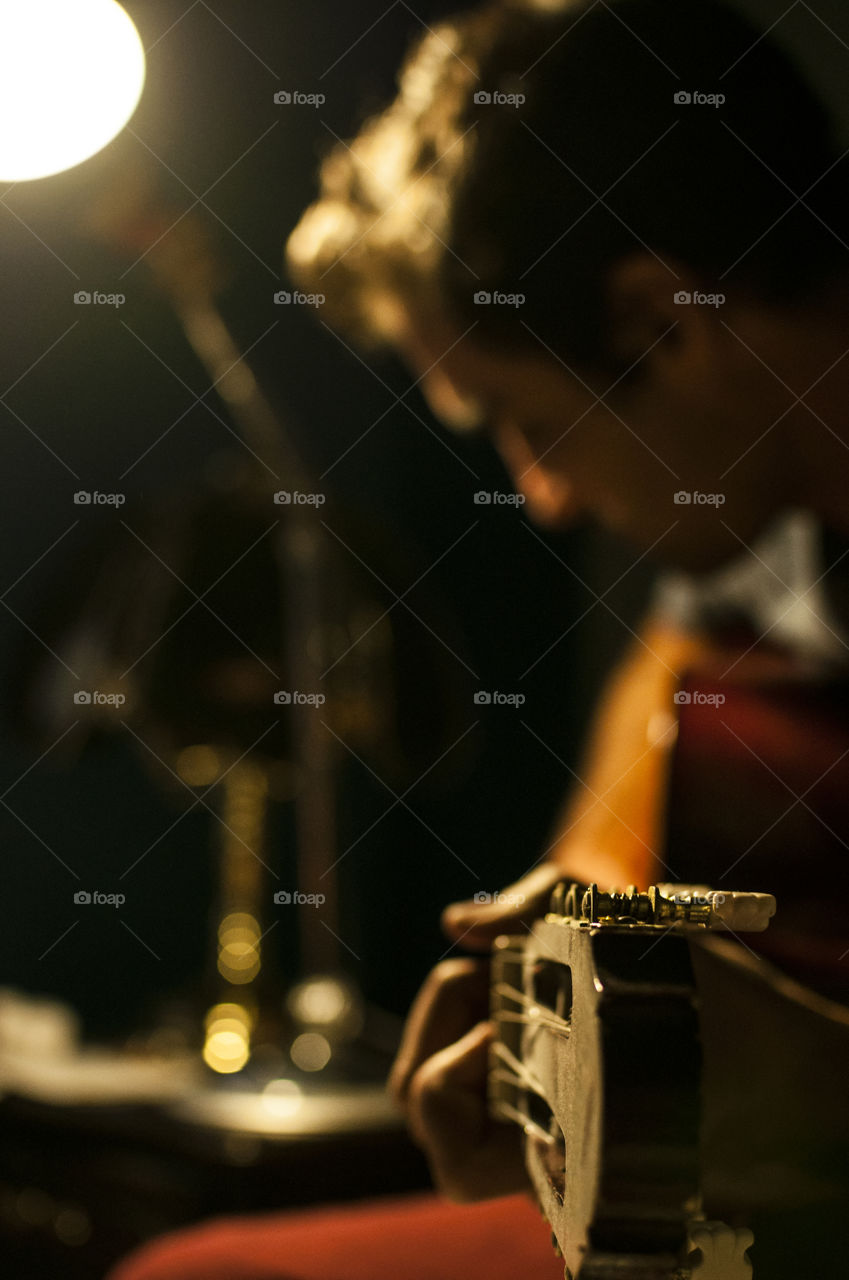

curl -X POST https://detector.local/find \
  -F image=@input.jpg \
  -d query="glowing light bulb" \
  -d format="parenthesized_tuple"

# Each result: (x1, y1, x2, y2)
(0, 1, 146, 183)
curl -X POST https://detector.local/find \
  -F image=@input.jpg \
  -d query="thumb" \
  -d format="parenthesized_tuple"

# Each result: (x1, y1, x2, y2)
(442, 862, 566, 950)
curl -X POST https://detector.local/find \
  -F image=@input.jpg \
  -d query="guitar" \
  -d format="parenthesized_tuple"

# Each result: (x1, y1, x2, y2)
(488, 659, 849, 1279)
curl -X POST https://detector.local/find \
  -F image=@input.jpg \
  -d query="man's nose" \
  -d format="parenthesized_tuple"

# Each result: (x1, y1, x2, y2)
(515, 467, 582, 528)
(494, 425, 581, 528)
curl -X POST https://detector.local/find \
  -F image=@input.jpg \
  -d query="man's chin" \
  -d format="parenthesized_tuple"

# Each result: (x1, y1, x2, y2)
(603, 519, 749, 576)
(582, 514, 754, 576)
(650, 536, 747, 576)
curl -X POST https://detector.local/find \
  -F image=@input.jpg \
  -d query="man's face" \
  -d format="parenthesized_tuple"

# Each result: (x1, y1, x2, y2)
(397, 303, 792, 574)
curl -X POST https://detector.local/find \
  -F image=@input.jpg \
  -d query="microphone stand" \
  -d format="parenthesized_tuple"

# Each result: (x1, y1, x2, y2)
(89, 196, 353, 1076)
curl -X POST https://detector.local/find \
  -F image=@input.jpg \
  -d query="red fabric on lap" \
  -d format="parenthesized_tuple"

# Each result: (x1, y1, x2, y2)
(108, 1192, 564, 1280)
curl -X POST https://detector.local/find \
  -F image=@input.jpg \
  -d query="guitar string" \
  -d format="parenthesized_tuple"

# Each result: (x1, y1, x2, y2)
(492, 980, 572, 1035)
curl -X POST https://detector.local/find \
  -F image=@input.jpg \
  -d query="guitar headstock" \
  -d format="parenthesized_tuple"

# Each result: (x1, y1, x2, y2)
(550, 882, 776, 934)
(489, 881, 770, 1278)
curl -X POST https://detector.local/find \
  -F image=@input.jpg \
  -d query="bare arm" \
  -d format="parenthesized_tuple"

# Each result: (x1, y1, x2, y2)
(440, 616, 716, 948)
(394, 616, 718, 1201)
(545, 616, 715, 889)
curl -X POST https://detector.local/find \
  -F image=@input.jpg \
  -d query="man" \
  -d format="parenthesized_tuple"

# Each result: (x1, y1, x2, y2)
(112, 0, 849, 1275)
(288, 0, 849, 1194)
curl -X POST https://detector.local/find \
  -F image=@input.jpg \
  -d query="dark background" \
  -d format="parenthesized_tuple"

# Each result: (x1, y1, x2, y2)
(2, 0, 845, 1041)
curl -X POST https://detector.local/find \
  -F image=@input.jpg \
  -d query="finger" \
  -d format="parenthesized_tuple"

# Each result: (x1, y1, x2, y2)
(406, 1020, 493, 1149)
(388, 958, 490, 1107)
(441, 862, 566, 949)
(407, 1021, 528, 1202)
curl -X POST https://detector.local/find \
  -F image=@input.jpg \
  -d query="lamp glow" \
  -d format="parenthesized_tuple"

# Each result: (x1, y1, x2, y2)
(0, 0, 146, 183)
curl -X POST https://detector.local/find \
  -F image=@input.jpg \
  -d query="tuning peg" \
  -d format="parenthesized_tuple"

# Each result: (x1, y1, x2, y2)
(687, 1220, 754, 1278)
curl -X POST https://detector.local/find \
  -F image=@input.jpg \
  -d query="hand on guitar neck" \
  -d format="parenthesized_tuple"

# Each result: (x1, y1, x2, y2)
(389, 862, 565, 1202)
(388, 619, 716, 1204)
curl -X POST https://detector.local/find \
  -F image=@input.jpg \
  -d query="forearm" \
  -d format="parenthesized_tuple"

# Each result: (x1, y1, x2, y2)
(547, 618, 716, 888)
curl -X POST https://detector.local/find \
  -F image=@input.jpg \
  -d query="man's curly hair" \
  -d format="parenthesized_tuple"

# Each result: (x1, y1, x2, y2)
(287, 0, 848, 373)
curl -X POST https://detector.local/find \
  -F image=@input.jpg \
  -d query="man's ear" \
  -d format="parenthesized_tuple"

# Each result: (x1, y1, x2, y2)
(604, 253, 714, 379)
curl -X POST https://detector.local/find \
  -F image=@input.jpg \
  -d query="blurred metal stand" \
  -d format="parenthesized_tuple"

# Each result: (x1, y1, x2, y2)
(82, 190, 388, 1085)
(145, 212, 349, 1070)
(7, 161, 474, 1104)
